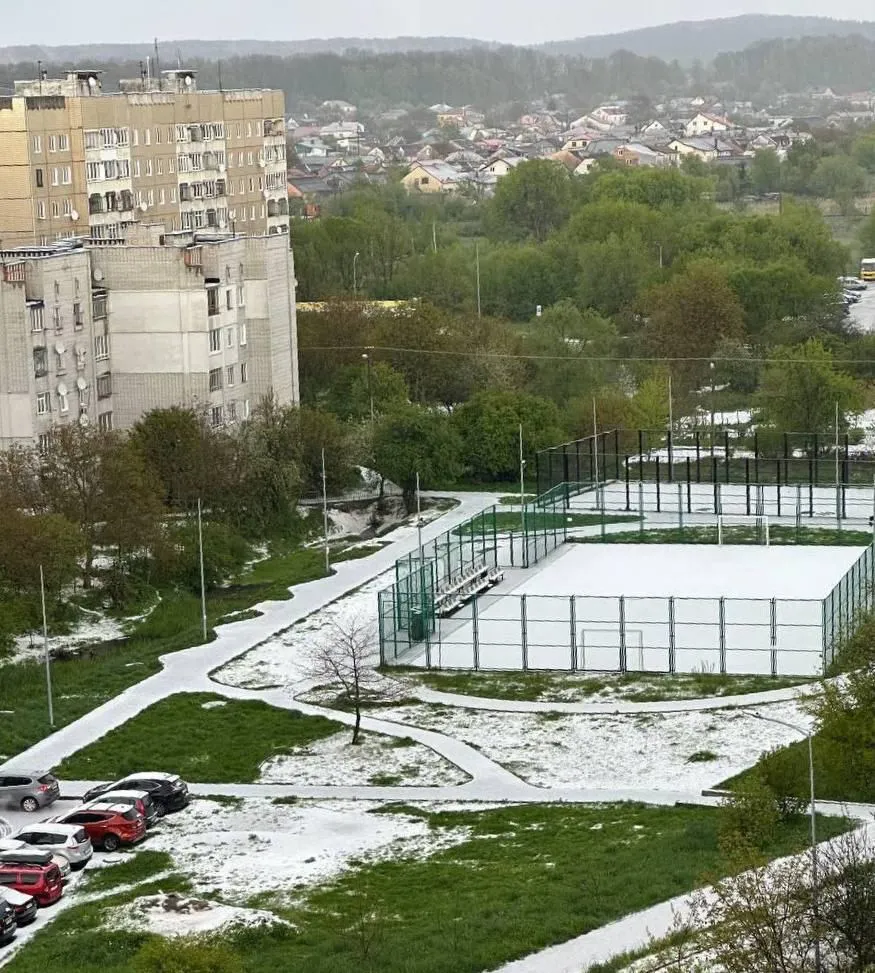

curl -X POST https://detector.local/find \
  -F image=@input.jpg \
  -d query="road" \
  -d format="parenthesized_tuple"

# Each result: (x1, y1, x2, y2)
(849, 286, 875, 332)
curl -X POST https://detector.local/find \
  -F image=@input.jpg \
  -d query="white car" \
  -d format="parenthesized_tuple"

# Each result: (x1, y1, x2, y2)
(0, 839, 71, 881)
(840, 276, 868, 291)
(12, 823, 93, 870)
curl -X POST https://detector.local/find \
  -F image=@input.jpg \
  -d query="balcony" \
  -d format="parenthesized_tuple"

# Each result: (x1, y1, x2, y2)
(2, 263, 26, 284)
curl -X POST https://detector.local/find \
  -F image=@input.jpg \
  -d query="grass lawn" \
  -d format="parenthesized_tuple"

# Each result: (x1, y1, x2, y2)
(404, 669, 813, 704)
(455, 511, 638, 534)
(3, 802, 850, 973)
(0, 544, 378, 762)
(573, 525, 873, 546)
(56, 693, 341, 783)
(497, 493, 537, 505)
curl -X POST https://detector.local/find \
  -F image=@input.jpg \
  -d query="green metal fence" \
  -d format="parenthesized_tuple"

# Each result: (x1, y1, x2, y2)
(822, 543, 875, 668)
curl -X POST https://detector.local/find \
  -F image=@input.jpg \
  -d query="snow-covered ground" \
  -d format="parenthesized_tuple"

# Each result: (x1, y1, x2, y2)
(110, 893, 286, 937)
(10, 611, 126, 664)
(145, 798, 472, 902)
(258, 729, 469, 787)
(215, 573, 387, 690)
(377, 700, 809, 792)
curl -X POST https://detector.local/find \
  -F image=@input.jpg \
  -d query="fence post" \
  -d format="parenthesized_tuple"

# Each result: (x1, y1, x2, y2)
(718, 597, 726, 674)
(712, 459, 718, 513)
(625, 457, 630, 511)
(619, 595, 627, 673)
(724, 430, 730, 483)
(821, 596, 829, 675)
(677, 482, 684, 532)
(638, 481, 645, 536)
(776, 460, 782, 517)
(638, 429, 644, 483)
(754, 431, 759, 482)
(745, 458, 751, 516)
(668, 596, 676, 674)
(614, 429, 620, 479)
(570, 596, 577, 671)
(667, 429, 673, 482)
(796, 484, 802, 536)
(686, 461, 692, 513)
(696, 431, 701, 483)
(471, 591, 480, 671)
(655, 456, 661, 512)
(520, 595, 528, 671)
(770, 597, 778, 677)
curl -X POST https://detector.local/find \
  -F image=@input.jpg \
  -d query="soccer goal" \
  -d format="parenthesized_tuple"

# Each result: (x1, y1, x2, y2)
(717, 513, 770, 546)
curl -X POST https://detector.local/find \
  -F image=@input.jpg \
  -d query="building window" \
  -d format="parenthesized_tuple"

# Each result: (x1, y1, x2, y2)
(94, 333, 109, 360)
(73, 302, 83, 329)
(63, 198, 71, 216)
(51, 167, 59, 186)
(227, 400, 237, 422)
(33, 347, 48, 378)
(48, 135, 57, 152)
(36, 391, 50, 415)
(239, 322, 247, 346)
(240, 361, 248, 383)
(210, 405, 223, 428)
(145, 159, 152, 176)
(144, 128, 151, 146)
(133, 160, 140, 178)
(207, 288, 219, 316)
(169, 156, 174, 174)
(57, 386, 69, 414)
(32, 135, 42, 153)
(92, 294, 107, 319)
(209, 328, 221, 353)
(154, 127, 161, 144)
(96, 372, 112, 399)
(170, 187, 176, 202)
(98, 411, 113, 431)
(159, 188, 165, 205)
(208, 367, 223, 392)
(86, 161, 101, 181)
(58, 134, 69, 151)
(30, 305, 44, 332)
(61, 166, 71, 184)
(156, 157, 163, 175)
(226, 289, 233, 310)
(52, 306, 61, 331)
(226, 365, 235, 387)
(226, 326, 234, 347)
(243, 399, 250, 419)
(37, 200, 46, 220)
(35, 168, 43, 187)
(51, 200, 60, 218)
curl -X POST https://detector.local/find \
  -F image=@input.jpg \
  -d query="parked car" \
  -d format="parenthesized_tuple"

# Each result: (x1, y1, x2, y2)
(91, 790, 158, 828)
(0, 855, 63, 906)
(0, 842, 71, 882)
(49, 803, 146, 851)
(0, 900, 15, 945)
(12, 823, 93, 870)
(844, 289, 862, 304)
(0, 888, 37, 926)
(0, 771, 60, 812)
(84, 773, 190, 816)
(840, 276, 868, 291)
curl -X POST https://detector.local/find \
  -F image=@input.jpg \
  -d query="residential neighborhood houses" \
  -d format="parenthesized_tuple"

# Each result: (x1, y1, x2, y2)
(286, 89, 864, 212)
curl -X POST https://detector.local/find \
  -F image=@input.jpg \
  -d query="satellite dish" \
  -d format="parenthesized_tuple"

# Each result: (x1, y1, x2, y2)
(92, 268, 104, 282)
(69, 209, 79, 221)
(76, 377, 87, 391)
(184, 75, 193, 87)
(218, 219, 227, 229)
(79, 414, 89, 426)
(139, 202, 148, 212)
(87, 76, 97, 89)
(54, 342, 65, 355)
(56, 382, 68, 396)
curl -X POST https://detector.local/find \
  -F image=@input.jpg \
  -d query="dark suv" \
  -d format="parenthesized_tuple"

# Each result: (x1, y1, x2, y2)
(0, 900, 15, 945)
(84, 773, 189, 816)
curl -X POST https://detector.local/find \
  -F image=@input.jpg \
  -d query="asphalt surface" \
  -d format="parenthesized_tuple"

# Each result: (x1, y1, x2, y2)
(849, 287, 875, 332)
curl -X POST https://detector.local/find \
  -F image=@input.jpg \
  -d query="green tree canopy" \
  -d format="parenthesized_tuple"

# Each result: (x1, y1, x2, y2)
(485, 159, 572, 243)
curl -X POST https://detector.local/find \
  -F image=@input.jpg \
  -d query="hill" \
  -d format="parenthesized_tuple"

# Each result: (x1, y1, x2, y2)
(539, 14, 875, 63)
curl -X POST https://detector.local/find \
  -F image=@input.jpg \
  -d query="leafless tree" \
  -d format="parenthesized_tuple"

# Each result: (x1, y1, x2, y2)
(304, 615, 403, 744)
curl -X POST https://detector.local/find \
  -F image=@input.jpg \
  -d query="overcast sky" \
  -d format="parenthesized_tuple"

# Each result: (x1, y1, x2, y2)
(4, 0, 875, 47)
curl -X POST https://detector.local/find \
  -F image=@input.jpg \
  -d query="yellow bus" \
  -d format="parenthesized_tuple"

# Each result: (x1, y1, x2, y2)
(860, 258, 875, 281)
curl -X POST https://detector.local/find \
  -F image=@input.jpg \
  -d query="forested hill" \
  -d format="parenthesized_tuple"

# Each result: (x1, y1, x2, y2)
(540, 14, 875, 63)
(4, 33, 875, 110)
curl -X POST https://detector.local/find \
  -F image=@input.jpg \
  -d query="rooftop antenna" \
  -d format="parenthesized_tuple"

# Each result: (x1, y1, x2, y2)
(37, 59, 42, 94)
(154, 37, 161, 89)
(217, 60, 223, 92)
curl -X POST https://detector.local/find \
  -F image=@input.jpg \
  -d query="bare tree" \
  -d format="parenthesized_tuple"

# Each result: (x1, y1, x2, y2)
(305, 615, 403, 744)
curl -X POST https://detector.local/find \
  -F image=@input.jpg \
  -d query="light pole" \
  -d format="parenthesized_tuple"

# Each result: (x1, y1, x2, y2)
(39, 565, 54, 727)
(197, 498, 208, 641)
(362, 351, 374, 422)
(352, 250, 360, 298)
(709, 360, 716, 457)
(744, 710, 821, 973)
(321, 447, 330, 574)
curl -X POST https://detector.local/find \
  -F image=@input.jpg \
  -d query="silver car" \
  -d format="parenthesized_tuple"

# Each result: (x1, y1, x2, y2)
(11, 823, 92, 870)
(0, 841, 71, 882)
(0, 771, 60, 812)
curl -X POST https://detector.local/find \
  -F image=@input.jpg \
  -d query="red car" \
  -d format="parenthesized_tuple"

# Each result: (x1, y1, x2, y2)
(0, 856, 63, 907)
(51, 802, 146, 851)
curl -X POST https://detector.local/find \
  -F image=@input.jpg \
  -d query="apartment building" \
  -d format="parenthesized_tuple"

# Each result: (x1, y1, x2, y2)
(0, 226, 299, 448)
(0, 69, 289, 247)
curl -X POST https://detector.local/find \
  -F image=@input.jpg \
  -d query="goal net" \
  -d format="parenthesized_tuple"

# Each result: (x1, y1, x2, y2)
(717, 513, 770, 546)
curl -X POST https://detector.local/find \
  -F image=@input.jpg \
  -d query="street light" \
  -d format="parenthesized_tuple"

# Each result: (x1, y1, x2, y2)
(743, 709, 821, 973)
(361, 350, 374, 422)
(353, 251, 360, 298)
(709, 360, 716, 457)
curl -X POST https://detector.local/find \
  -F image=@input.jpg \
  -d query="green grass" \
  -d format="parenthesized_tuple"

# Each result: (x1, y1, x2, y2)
(497, 493, 537, 505)
(454, 511, 638, 534)
(404, 669, 811, 704)
(573, 525, 873, 546)
(0, 544, 379, 763)
(84, 850, 174, 893)
(3, 802, 850, 973)
(56, 693, 341, 783)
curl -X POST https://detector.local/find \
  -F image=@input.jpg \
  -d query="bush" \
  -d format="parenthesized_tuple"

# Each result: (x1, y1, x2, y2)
(720, 772, 780, 851)
(758, 745, 810, 818)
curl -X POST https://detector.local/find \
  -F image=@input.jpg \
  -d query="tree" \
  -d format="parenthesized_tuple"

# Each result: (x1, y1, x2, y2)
(453, 390, 564, 482)
(750, 149, 782, 195)
(305, 615, 399, 744)
(0, 510, 82, 602)
(756, 339, 864, 440)
(485, 159, 572, 242)
(642, 260, 746, 390)
(372, 406, 462, 509)
(327, 361, 409, 420)
(810, 155, 866, 212)
(131, 407, 213, 508)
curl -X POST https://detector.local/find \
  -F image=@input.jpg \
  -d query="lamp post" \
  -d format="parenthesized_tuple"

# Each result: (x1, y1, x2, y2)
(744, 710, 820, 973)
(39, 565, 54, 727)
(362, 350, 374, 422)
(352, 250, 360, 298)
(709, 360, 716, 457)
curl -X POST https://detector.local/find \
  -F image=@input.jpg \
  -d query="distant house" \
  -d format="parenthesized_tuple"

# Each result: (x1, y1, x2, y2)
(614, 143, 671, 167)
(319, 120, 364, 140)
(639, 120, 669, 138)
(684, 112, 731, 137)
(479, 155, 525, 178)
(401, 161, 466, 194)
(321, 99, 357, 115)
(562, 130, 599, 151)
(668, 136, 738, 163)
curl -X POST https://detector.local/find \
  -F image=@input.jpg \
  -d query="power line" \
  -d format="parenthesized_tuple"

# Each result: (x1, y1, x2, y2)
(299, 344, 875, 367)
